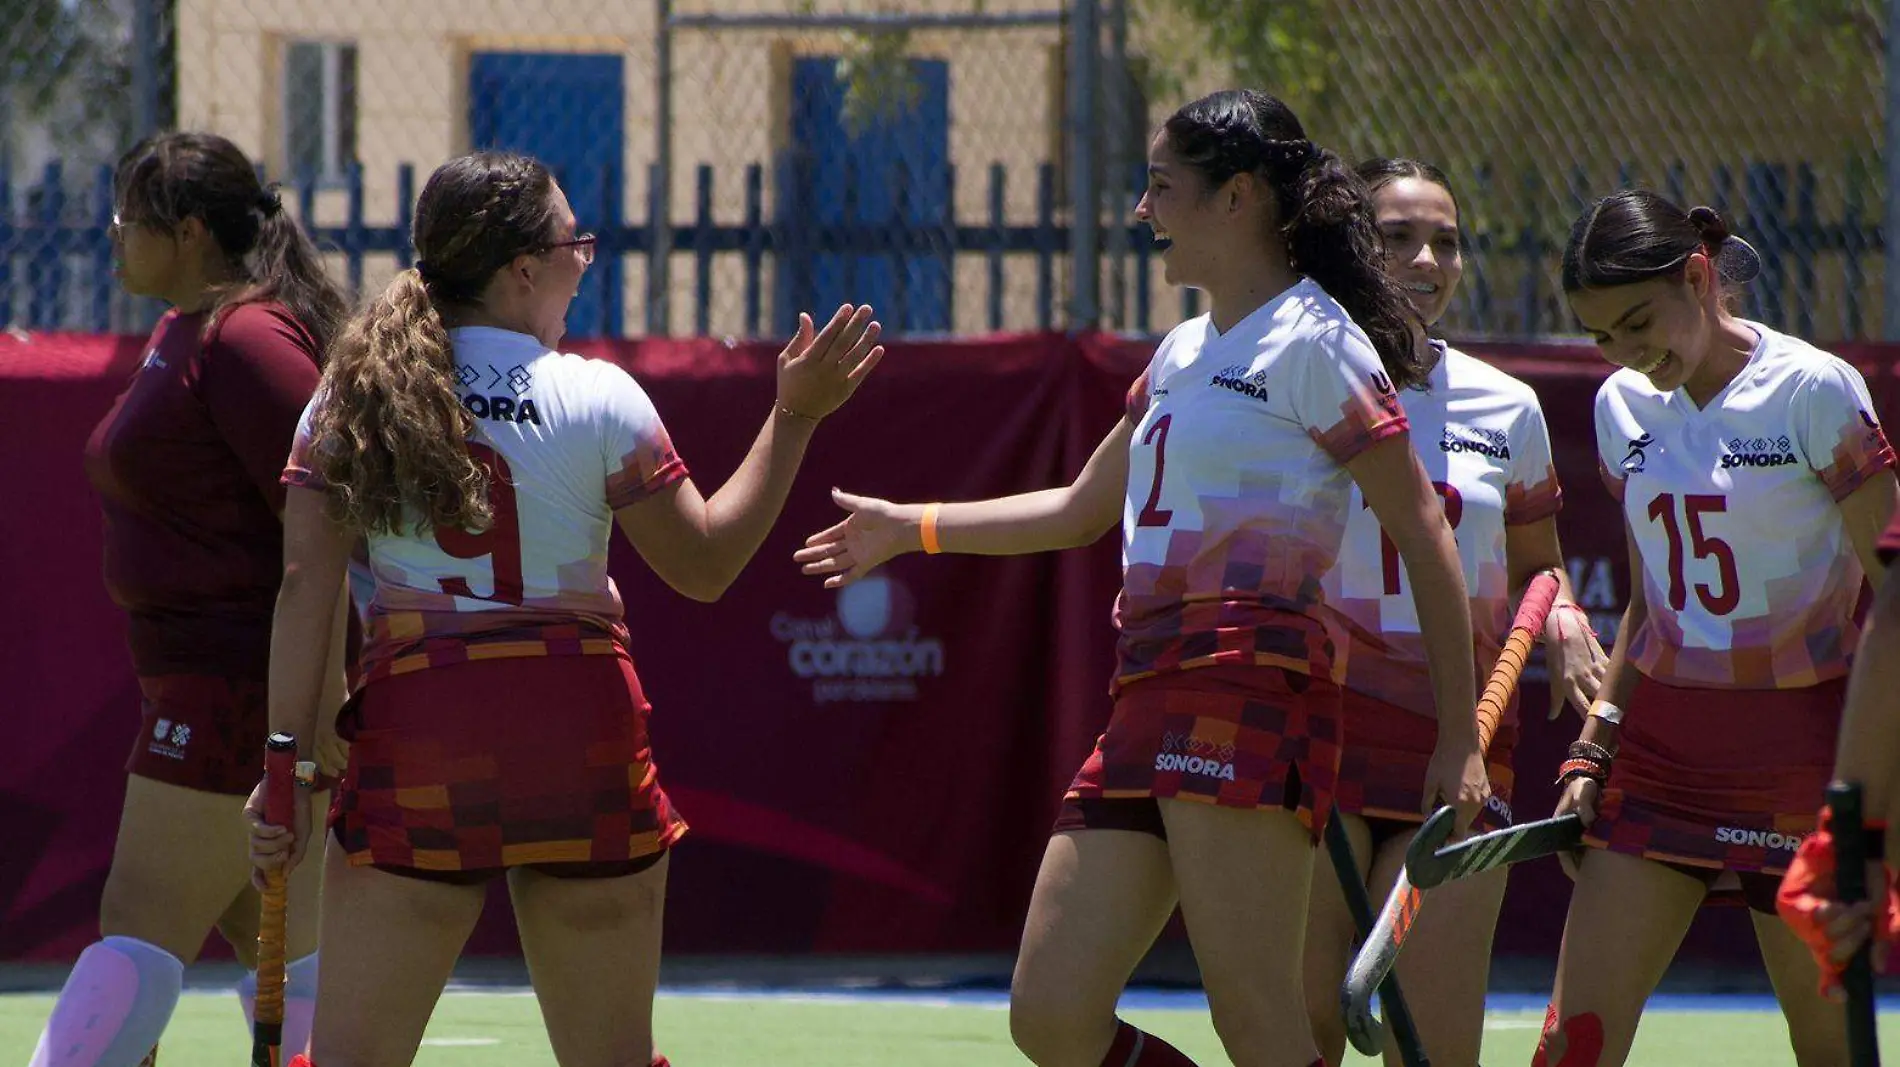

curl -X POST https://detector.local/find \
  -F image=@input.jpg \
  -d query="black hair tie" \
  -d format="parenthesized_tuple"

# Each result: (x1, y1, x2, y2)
(1261, 138, 1319, 178)
(255, 189, 284, 218)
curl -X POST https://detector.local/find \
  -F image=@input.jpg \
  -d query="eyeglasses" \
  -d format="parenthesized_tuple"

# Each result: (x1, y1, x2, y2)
(541, 233, 597, 265)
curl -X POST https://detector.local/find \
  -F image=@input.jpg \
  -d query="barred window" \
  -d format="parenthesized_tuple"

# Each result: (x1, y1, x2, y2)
(283, 41, 357, 184)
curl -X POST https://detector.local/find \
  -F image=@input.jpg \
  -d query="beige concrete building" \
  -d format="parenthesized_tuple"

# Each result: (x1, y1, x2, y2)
(175, 0, 1091, 337)
(172, 0, 1885, 340)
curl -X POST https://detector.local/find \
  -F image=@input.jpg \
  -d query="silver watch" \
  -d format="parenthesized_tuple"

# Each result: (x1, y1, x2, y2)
(1587, 701, 1625, 726)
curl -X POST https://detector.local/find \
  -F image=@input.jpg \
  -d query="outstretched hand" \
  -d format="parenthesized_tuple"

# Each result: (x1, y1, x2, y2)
(794, 489, 917, 588)
(776, 304, 885, 421)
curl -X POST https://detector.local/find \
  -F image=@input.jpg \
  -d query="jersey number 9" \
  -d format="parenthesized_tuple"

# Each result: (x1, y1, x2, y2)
(433, 442, 526, 604)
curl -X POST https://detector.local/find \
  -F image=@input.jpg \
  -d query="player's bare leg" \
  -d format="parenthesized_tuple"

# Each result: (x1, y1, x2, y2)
(1366, 825, 1507, 1066)
(1009, 828, 1179, 1067)
(1753, 907, 1851, 1067)
(1161, 799, 1321, 1067)
(1301, 810, 1372, 1063)
(1538, 849, 1704, 1066)
(99, 776, 264, 962)
(307, 837, 485, 1067)
(509, 855, 669, 1067)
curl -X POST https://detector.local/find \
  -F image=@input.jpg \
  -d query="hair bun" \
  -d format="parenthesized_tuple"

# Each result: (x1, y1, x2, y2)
(1686, 205, 1760, 283)
(1687, 205, 1729, 246)
(1262, 138, 1318, 176)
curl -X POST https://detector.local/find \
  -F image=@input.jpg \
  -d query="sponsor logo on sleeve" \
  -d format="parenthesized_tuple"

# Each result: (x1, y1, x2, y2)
(1622, 431, 1653, 474)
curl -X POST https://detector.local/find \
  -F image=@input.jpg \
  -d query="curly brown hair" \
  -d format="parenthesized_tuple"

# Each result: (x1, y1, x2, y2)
(311, 152, 563, 535)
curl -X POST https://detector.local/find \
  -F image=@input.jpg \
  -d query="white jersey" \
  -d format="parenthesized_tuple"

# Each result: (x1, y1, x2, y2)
(1325, 343, 1562, 715)
(1116, 277, 1410, 686)
(286, 326, 688, 682)
(1594, 320, 1893, 689)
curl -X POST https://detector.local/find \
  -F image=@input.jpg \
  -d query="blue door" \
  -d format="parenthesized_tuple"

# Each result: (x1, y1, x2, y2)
(469, 53, 624, 338)
(781, 58, 951, 335)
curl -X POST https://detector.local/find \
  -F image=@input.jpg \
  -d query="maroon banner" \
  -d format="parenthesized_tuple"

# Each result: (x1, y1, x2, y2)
(3, 331, 1894, 967)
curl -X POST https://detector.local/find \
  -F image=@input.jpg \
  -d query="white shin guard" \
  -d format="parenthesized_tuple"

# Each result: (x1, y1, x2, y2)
(29, 936, 183, 1067)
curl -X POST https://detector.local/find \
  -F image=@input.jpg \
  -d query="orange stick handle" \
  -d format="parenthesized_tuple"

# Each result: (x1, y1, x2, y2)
(1476, 571, 1562, 757)
(253, 732, 297, 1064)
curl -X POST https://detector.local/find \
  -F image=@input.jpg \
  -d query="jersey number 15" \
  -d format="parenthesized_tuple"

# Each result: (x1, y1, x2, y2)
(1645, 492, 1739, 616)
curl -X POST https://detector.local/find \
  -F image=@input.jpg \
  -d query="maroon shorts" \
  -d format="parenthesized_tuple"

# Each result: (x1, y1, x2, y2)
(1583, 673, 1843, 877)
(126, 674, 268, 795)
(1334, 687, 1517, 833)
(328, 652, 687, 875)
(1060, 664, 1342, 839)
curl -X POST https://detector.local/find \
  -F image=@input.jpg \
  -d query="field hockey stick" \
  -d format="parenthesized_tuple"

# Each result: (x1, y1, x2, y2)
(1829, 780, 1882, 1067)
(252, 733, 298, 1067)
(1324, 808, 1430, 1066)
(1342, 569, 1562, 1057)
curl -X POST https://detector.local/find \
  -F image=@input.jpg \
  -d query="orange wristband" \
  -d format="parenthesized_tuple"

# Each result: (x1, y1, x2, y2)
(920, 503, 943, 555)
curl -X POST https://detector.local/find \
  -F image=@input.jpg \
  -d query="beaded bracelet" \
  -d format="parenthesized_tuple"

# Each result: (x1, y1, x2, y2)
(1567, 739, 1615, 764)
(1557, 758, 1609, 787)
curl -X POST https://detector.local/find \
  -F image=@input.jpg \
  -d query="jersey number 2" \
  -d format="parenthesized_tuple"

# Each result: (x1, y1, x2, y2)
(1367, 482, 1463, 596)
(434, 442, 525, 604)
(1136, 415, 1174, 527)
(1646, 491, 1738, 615)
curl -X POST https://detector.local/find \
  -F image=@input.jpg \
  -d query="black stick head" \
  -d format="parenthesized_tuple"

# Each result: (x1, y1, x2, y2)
(1402, 805, 1463, 888)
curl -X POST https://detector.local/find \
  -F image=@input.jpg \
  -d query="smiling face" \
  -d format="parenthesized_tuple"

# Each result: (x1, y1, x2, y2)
(1370, 176, 1462, 328)
(1567, 254, 1718, 392)
(1132, 129, 1272, 291)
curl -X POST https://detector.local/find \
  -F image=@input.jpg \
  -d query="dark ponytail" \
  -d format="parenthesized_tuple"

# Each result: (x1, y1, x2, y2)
(113, 132, 349, 355)
(1162, 90, 1428, 389)
(238, 187, 348, 354)
(1562, 189, 1762, 295)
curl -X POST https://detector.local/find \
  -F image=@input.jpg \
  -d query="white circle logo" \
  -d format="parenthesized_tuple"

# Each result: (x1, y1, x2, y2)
(836, 576, 895, 639)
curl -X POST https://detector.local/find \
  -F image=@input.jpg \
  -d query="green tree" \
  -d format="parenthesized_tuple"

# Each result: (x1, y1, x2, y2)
(1, 0, 139, 159)
(1758, 0, 1883, 102)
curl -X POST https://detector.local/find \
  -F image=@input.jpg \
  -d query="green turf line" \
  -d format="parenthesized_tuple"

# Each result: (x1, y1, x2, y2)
(2, 991, 1895, 1065)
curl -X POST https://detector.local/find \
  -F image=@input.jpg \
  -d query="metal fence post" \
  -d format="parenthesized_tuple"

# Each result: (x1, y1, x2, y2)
(650, 0, 675, 336)
(1885, 0, 1900, 339)
(1066, 0, 1100, 331)
(132, 0, 161, 141)
(1103, 0, 1130, 331)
